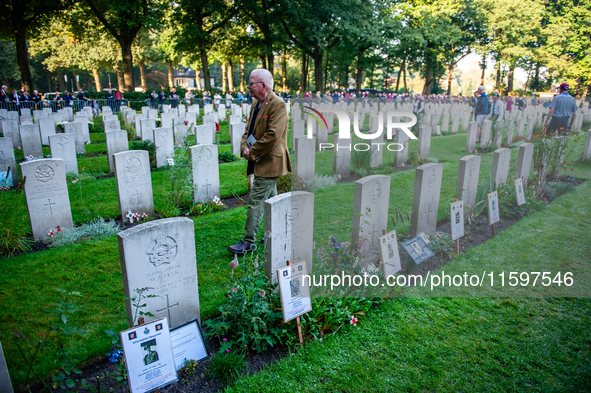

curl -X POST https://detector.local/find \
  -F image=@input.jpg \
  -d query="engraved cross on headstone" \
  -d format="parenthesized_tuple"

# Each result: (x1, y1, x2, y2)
(202, 179, 211, 197)
(156, 294, 179, 322)
(44, 199, 56, 215)
(130, 190, 142, 206)
(426, 197, 435, 225)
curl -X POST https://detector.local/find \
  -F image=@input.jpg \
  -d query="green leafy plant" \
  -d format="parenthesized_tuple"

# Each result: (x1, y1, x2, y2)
(160, 145, 196, 214)
(219, 152, 237, 162)
(497, 177, 547, 219)
(130, 140, 156, 168)
(531, 131, 573, 184)
(276, 172, 306, 194)
(188, 197, 225, 216)
(307, 174, 339, 191)
(425, 231, 454, 259)
(122, 124, 136, 141)
(0, 177, 32, 257)
(207, 350, 246, 386)
(351, 148, 372, 174)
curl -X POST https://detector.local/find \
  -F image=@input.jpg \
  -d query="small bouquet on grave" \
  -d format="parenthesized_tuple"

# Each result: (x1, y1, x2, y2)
(215, 122, 220, 132)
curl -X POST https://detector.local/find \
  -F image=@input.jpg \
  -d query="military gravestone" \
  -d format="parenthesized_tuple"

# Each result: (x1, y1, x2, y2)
(114, 150, 154, 217)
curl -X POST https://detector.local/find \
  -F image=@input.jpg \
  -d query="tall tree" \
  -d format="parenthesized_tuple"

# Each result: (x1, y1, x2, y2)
(0, 0, 70, 90)
(80, 0, 163, 92)
(175, 0, 238, 89)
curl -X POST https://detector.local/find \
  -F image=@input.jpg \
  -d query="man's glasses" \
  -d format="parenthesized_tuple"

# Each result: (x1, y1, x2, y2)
(248, 82, 263, 87)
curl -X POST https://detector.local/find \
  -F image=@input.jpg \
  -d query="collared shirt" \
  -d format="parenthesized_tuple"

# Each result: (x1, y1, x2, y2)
(549, 92, 578, 118)
(491, 100, 504, 116)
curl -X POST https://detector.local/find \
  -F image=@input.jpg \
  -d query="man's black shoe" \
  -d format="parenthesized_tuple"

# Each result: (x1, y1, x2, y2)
(228, 240, 253, 254)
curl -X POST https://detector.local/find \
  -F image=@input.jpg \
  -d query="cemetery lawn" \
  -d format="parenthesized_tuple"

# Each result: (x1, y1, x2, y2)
(1, 123, 590, 389)
(227, 181, 591, 393)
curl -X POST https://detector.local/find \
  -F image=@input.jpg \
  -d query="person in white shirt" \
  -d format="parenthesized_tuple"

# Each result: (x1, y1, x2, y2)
(213, 92, 222, 109)
(225, 92, 233, 106)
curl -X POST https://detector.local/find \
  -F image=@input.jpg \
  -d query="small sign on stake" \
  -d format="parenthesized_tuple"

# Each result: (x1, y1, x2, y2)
(515, 178, 526, 206)
(487, 191, 500, 236)
(278, 260, 312, 347)
(379, 230, 402, 276)
(451, 200, 464, 254)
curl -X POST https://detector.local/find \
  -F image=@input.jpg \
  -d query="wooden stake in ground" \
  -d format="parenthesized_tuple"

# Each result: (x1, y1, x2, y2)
(491, 223, 496, 237)
(455, 238, 460, 254)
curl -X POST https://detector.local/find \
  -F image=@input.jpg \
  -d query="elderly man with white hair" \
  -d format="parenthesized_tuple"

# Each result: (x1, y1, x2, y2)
(228, 68, 292, 253)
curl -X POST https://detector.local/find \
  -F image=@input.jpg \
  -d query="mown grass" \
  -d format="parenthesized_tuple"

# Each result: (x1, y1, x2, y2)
(227, 181, 591, 393)
(0, 112, 589, 389)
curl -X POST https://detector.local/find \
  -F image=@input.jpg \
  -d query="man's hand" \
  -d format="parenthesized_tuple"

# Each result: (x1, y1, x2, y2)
(242, 147, 252, 161)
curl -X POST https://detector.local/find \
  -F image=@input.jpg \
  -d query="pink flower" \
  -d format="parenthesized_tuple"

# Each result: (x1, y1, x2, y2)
(226, 349, 230, 352)
(350, 316, 358, 325)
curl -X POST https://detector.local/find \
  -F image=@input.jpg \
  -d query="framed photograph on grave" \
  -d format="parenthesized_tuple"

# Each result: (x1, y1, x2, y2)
(277, 260, 312, 323)
(120, 318, 177, 393)
(170, 320, 209, 370)
(451, 201, 464, 241)
(487, 191, 500, 225)
(401, 234, 434, 264)
(379, 230, 402, 277)
(515, 178, 526, 206)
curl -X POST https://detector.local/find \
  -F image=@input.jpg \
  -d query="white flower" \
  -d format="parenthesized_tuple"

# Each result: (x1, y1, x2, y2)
(212, 196, 220, 203)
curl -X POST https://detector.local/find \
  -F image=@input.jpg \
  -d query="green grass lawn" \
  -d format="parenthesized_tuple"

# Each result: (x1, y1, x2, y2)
(1, 112, 590, 390)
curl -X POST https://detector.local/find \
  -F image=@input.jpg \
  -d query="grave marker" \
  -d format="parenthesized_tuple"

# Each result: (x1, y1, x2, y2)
(117, 217, 200, 328)
(20, 158, 73, 239)
(20, 124, 43, 158)
(154, 128, 174, 168)
(49, 133, 78, 174)
(515, 143, 534, 184)
(456, 155, 481, 209)
(189, 144, 220, 203)
(114, 150, 154, 218)
(410, 163, 443, 237)
(105, 131, 129, 174)
(491, 148, 511, 187)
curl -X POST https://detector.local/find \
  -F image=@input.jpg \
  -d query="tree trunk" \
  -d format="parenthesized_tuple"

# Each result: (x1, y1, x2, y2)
(227, 60, 234, 92)
(281, 52, 287, 92)
(355, 50, 364, 94)
(58, 69, 66, 92)
(267, 52, 274, 74)
(507, 66, 515, 93)
(338, 52, 345, 89)
(240, 59, 245, 92)
(495, 63, 501, 92)
(395, 63, 402, 93)
(196, 70, 202, 90)
(313, 44, 323, 93)
(480, 59, 486, 86)
(422, 50, 435, 95)
(93, 68, 102, 92)
(403, 64, 407, 94)
(167, 61, 174, 89)
(300, 52, 307, 92)
(259, 55, 267, 70)
(533, 63, 540, 92)
(324, 51, 329, 91)
(119, 38, 135, 92)
(200, 48, 211, 89)
(14, 28, 33, 92)
(75, 74, 81, 91)
(139, 60, 147, 92)
(446, 64, 453, 95)
(116, 69, 124, 91)
(221, 61, 227, 93)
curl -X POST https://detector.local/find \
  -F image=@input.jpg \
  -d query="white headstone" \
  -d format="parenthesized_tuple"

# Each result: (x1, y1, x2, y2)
(20, 124, 43, 158)
(0, 137, 18, 186)
(491, 148, 511, 187)
(195, 125, 214, 145)
(154, 127, 174, 168)
(418, 125, 432, 158)
(264, 191, 315, 283)
(49, 133, 78, 174)
(64, 122, 86, 154)
(457, 155, 481, 208)
(1, 119, 20, 148)
(466, 121, 477, 153)
(105, 130, 129, 174)
(295, 136, 315, 180)
(229, 122, 246, 156)
(20, 158, 73, 239)
(141, 118, 156, 143)
(114, 150, 154, 217)
(410, 163, 443, 237)
(38, 117, 56, 145)
(189, 144, 220, 202)
(333, 134, 351, 178)
(117, 217, 200, 328)
(352, 175, 391, 265)
(0, 342, 14, 393)
(104, 119, 121, 132)
(515, 143, 534, 184)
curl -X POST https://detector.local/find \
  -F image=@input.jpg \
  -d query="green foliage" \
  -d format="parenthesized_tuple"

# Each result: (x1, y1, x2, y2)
(0, 186, 32, 257)
(219, 152, 237, 162)
(408, 150, 435, 167)
(541, 181, 576, 200)
(277, 172, 306, 194)
(122, 124, 136, 141)
(497, 177, 547, 219)
(130, 140, 156, 168)
(532, 134, 572, 184)
(160, 145, 195, 213)
(188, 200, 225, 216)
(207, 350, 247, 386)
(426, 231, 454, 259)
(46, 217, 120, 247)
(351, 148, 371, 173)
(203, 252, 290, 353)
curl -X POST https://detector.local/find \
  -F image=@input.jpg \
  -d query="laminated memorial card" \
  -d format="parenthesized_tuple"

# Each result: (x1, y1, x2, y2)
(120, 318, 177, 393)
(401, 234, 434, 265)
(515, 178, 526, 206)
(277, 260, 312, 323)
(487, 191, 500, 225)
(170, 320, 209, 371)
(379, 230, 402, 277)
(450, 201, 464, 241)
